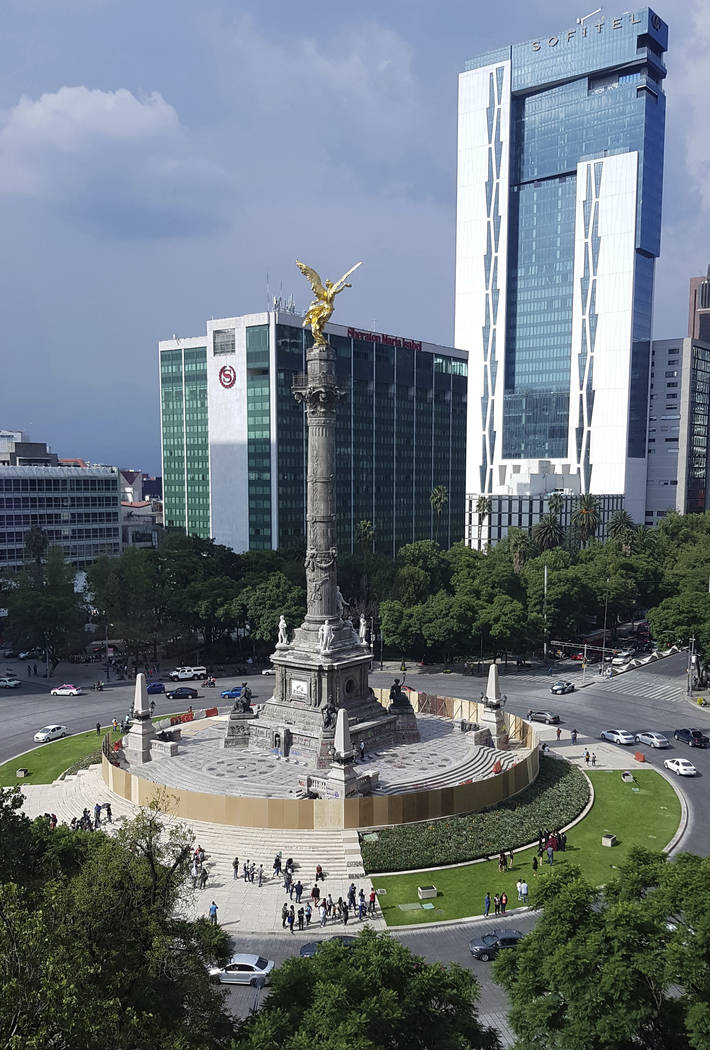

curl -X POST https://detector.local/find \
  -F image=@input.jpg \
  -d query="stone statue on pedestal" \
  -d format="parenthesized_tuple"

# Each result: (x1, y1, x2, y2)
(318, 621, 335, 653)
(359, 615, 368, 646)
(277, 615, 288, 645)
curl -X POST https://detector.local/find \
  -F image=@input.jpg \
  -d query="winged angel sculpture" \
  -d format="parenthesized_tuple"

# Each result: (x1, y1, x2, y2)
(296, 260, 362, 346)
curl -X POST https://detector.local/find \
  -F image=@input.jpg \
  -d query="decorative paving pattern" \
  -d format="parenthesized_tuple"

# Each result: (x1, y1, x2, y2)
(134, 714, 519, 798)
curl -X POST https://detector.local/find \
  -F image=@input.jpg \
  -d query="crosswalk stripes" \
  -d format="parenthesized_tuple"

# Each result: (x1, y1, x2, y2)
(594, 673, 683, 704)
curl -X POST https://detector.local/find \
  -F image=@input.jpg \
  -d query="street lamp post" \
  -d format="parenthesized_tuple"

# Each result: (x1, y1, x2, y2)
(687, 634, 696, 696)
(601, 578, 610, 675)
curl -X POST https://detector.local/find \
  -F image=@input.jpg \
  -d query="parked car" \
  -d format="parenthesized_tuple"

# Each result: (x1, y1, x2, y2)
(147, 682, 165, 694)
(599, 729, 635, 745)
(34, 724, 68, 743)
(208, 954, 274, 986)
(528, 710, 560, 725)
(570, 652, 584, 662)
(673, 728, 709, 748)
(611, 654, 633, 666)
(469, 929, 524, 961)
(0, 675, 21, 689)
(664, 758, 697, 777)
(550, 681, 575, 695)
(261, 667, 276, 676)
(168, 666, 207, 681)
(19, 648, 45, 660)
(50, 684, 83, 696)
(634, 731, 670, 749)
(166, 686, 198, 701)
(299, 936, 357, 958)
(1, 649, 18, 659)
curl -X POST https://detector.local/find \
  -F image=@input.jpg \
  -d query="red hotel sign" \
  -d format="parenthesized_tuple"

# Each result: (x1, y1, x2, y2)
(347, 327, 422, 352)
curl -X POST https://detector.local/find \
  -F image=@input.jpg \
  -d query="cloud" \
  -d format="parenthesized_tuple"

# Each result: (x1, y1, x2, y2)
(0, 86, 230, 236)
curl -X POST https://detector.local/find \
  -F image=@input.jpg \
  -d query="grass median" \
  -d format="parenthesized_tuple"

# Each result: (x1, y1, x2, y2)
(374, 769, 681, 927)
(0, 714, 185, 788)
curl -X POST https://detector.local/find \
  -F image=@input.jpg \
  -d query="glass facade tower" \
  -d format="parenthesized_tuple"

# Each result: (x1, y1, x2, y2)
(159, 314, 467, 555)
(456, 9, 668, 535)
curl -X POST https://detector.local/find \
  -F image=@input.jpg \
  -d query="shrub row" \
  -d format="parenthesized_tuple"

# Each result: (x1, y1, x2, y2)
(59, 749, 102, 780)
(360, 756, 589, 873)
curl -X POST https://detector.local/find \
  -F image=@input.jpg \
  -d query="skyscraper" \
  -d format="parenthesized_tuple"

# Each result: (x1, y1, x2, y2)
(456, 8, 668, 547)
(159, 311, 467, 556)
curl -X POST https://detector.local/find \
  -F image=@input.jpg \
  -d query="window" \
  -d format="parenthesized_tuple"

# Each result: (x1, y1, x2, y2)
(213, 329, 236, 355)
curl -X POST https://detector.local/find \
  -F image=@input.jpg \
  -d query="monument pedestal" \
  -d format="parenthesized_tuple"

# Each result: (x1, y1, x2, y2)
(389, 700, 420, 744)
(124, 673, 155, 765)
(223, 706, 256, 748)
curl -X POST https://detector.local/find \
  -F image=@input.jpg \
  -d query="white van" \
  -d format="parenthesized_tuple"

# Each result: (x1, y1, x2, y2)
(168, 666, 207, 681)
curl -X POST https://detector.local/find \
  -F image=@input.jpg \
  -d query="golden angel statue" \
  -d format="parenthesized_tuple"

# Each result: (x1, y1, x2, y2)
(296, 259, 362, 346)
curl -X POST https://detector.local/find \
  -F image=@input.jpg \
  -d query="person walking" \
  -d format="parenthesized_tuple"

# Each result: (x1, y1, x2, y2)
(294, 879, 303, 903)
(521, 880, 529, 904)
(591, 752, 597, 767)
(249, 862, 255, 884)
(94, 803, 102, 829)
(368, 889, 376, 916)
(297, 907, 304, 931)
(546, 844, 554, 865)
(584, 749, 590, 766)
(326, 893, 333, 918)
(555, 726, 561, 741)
(319, 903, 327, 927)
(484, 892, 491, 917)
(199, 867, 209, 890)
(243, 860, 249, 882)
(571, 728, 578, 745)
(208, 901, 218, 926)
(493, 894, 500, 916)
(232, 856, 239, 880)
(104, 802, 112, 823)
(258, 864, 264, 887)
(273, 854, 282, 877)
(305, 902, 312, 926)
(516, 879, 523, 902)
(287, 906, 295, 934)
(342, 903, 349, 926)
(96, 721, 102, 736)
(281, 903, 288, 929)
(191, 860, 200, 889)
(500, 892, 508, 915)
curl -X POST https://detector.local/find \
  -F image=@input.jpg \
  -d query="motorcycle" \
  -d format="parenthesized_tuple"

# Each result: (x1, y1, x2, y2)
(201, 677, 217, 688)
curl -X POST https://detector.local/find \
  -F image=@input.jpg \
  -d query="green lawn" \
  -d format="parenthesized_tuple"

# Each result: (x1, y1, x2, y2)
(375, 770, 681, 927)
(0, 714, 184, 788)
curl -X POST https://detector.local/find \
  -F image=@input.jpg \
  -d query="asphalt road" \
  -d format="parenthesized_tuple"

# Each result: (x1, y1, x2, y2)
(2, 650, 707, 1033)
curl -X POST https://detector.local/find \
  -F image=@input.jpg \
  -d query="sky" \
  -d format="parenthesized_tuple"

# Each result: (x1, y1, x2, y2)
(0, 0, 707, 473)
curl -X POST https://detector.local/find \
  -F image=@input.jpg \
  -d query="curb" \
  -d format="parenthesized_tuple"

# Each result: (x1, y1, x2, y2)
(658, 767, 690, 855)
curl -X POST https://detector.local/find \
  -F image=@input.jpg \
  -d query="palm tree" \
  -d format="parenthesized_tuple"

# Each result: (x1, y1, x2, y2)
(430, 485, 448, 545)
(548, 492, 564, 520)
(508, 528, 533, 574)
(607, 509, 636, 553)
(533, 512, 564, 552)
(571, 493, 600, 547)
(476, 495, 492, 550)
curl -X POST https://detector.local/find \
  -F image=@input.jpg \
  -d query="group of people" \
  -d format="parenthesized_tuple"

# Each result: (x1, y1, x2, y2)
(537, 828, 565, 867)
(68, 802, 112, 831)
(281, 882, 377, 932)
(484, 891, 510, 916)
(232, 856, 265, 887)
(191, 844, 210, 890)
(497, 849, 515, 872)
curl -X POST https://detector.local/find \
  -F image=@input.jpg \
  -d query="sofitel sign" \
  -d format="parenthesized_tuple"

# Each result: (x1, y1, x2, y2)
(531, 11, 653, 50)
(347, 326, 422, 352)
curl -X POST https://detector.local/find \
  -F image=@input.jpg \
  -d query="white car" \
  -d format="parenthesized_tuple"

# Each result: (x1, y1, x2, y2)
(209, 953, 274, 986)
(50, 684, 83, 696)
(664, 758, 697, 777)
(635, 731, 670, 749)
(34, 724, 68, 743)
(261, 667, 276, 676)
(168, 666, 207, 681)
(611, 655, 632, 666)
(600, 729, 635, 745)
(0, 675, 21, 689)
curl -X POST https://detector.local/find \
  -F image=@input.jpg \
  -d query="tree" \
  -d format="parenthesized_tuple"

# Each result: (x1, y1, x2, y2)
(87, 548, 166, 666)
(5, 547, 86, 671)
(571, 493, 600, 547)
(495, 849, 710, 1050)
(547, 492, 564, 519)
(607, 508, 636, 552)
(0, 794, 235, 1050)
(479, 594, 528, 662)
(533, 512, 564, 552)
(23, 525, 49, 585)
(507, 528, 534, 574)
(430, 484, 449, 545)
(237, 571, 305, 645)
(380, 599, 422, 659)
(476, 495, 492, 549)
(648, 592, 710, 657)
(234, 928, 500, 1050)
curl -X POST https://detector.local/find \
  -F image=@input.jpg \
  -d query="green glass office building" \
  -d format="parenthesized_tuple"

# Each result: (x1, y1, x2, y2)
(159, 313, 467, 555)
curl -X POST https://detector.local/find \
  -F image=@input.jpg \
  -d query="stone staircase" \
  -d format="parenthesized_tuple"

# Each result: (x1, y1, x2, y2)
(373, 745, 521, 795)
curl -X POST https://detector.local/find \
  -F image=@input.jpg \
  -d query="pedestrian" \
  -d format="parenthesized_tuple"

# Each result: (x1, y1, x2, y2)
(516, 879, 523, 902)
(104, 802, 112, 823)
(556, 727, 561, 741)
(336, 896, 344, 919)
(348, 883, 356, 911)
(368, 889, 376, 916)
(591, 752, 597, 767)
(342, 904, 349, 926)
(295, 879, 303, 903)
(249, 862, 255, 884)
(273, 854, 282, 877)
(498, 851, 506, 873)
(359, 899, 366, 921)
(244, 861, 250, 882)
(258, 864, 264, 887)
(305, 902, 312, 926)
(208, 901, 218, 926)
(288, 876, 295, 900)
(546, 844, 554, 865)
(484, 892, 491, 917)
(494, 893, 500, 916)
(532, 854, 538, 877)
(311, 884, 320, 904)
(537, 828, 543, 848)
(559, 831, 567, 851)
(96, 721, 101, 736)
(571, 728, 578, 745)
(191, 861, 199, 888)
(521, 880, 529, 904)
(232, 856, 239, 880)
(315, 864, 325, 882)
(281, 903, 288, 928)
(94, 802, 102, 828)
(199, 868, 209, 890)
(33, 663, 38, 676)
(297, 907, 304, 931)
(508, 849, 514, 870)
(500, 892, 507, 915)
(326, 893, 333, 917)
(319, 903, 327, 927)
(287, 907, 295, 934)
(584, 749, 590, 766)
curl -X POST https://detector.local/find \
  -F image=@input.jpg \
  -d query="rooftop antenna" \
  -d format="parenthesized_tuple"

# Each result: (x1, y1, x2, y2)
(266, 271, 271, 312)
(577, 8, 602, 24)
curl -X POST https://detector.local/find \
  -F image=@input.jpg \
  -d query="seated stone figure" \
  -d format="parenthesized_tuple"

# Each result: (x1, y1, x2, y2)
(389, 678, 408, 706)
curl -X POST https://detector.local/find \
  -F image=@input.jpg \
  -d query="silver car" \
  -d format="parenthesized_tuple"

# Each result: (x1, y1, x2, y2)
(34, 724, 68, 743)
(209, 953, 274, 985)
(600, 729, 635, 745)
(635, 731, 670, 749)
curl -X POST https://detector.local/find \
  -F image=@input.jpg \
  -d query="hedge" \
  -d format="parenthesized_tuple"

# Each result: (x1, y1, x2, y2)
(360, 756, 589, 873)
(59, 749, 102, 780)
